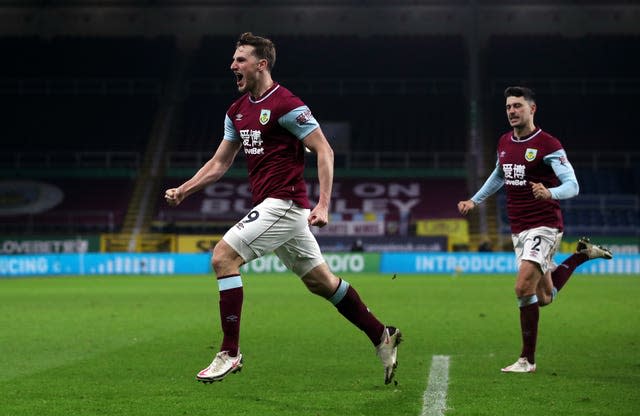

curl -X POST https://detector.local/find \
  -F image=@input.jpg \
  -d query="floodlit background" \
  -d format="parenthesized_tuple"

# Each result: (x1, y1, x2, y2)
(0, 0, 638, 257)
(0, 2, 638, 415)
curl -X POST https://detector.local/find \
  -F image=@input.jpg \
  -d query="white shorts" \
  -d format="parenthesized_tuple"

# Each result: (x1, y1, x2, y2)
(511, 226, 563, 274)
(223, 198, 325, 277)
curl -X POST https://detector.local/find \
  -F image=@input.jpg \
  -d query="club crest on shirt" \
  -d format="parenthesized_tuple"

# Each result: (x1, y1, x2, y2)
(259, 109, 271, 125)
(524, 148, 538, 162)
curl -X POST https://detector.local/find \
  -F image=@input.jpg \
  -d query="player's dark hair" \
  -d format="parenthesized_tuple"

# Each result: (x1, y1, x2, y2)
(504, 86, 536, 104)
(236, 32, 276, 71)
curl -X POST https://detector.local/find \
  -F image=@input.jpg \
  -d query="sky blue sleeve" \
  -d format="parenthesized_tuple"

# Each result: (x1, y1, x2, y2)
(471, 162, 505, 205)
(223, 114, 240, 142)
(544, 149, 579, 199)
(278, 106, 320, 140)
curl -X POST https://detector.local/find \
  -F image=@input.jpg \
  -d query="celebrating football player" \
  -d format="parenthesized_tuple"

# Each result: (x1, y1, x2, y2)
(458, 86, 612, 373)
(165, 32, 401, 385)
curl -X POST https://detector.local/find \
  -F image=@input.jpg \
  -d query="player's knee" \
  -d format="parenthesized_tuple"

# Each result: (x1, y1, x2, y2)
(301, 268, 339, 298)
(303, 276, 335, 297)
(515, 269, 541, 297)
(514, 284, 530, 298)
(211, 240, 242, 275)
(302, 279, 325, 296)
(210, 254, 221, 274)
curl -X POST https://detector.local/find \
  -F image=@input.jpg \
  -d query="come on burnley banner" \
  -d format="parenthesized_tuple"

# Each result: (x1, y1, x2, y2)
(311, 221, 385, 236)
(157, 177, 467, 222)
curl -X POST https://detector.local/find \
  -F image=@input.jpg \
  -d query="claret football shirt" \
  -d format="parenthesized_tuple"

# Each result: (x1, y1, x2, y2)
(497, 128, 566, 233)
(223, 83, 319, 209)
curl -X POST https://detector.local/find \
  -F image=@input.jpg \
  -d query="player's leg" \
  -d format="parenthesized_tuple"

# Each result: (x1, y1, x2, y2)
(273, 224, 384, 343)
(211, 240, 245, 356)
(301, 264, 402, 385)
(300, 262, 388, 346)
(271, 204, 386, 348)
(275, 223, 401, 385)
(197, 198, 294, 383)
(501, 259, 542, 373)
(551, 236, 613, 292)
(502, 228, 558, 373)
(196, 239, 245, 383)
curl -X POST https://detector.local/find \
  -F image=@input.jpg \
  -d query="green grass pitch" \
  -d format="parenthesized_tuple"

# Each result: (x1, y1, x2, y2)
(1, 272, 638, 416)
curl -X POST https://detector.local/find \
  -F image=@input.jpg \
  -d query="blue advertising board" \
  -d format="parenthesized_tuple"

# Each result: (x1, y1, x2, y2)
(380, 253, 640, 275)
(1, 252, 638, 277)
(0, 253, 212, 277)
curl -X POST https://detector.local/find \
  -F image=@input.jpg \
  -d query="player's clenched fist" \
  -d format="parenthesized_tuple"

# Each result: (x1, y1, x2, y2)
(530, 182, 552, 200)
(308, 205, 329, 227)
(457, 199, 476, 215)
(164, 187, 184, 206)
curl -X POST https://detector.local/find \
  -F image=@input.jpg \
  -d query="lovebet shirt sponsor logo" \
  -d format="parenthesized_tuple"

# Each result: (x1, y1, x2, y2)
(241, 253, 379, 274)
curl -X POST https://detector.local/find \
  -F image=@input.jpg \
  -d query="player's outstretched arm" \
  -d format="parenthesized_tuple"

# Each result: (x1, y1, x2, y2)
(303, 128, 333, 227)
(164, 139, 242, 207)
(457, 164, 505, 214)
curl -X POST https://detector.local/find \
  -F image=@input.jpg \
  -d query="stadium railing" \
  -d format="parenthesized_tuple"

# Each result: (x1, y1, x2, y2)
(4, 150, 635, 172)
(0, 78, 161, 95)
(497, 193, 640, 237)
(0, 210, 118, 234)
(164, 150, 467, 170)
(1, 151, 140, 169)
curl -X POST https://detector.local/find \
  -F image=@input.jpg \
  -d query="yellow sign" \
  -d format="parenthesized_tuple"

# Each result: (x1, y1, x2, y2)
(560, 239, 582, 253)
(177, 235, 223, 253)
(100, 234, 176, 253)
(415, 219, 469, 251)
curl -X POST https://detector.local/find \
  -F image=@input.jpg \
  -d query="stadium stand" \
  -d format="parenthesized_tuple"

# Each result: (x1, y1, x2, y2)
(1, 36, 176, 235)
(486, 34, 640, 239)
(1, 31, 638, 240)
(487, 35, 640, 79)
(188, 34, 467, 78)
(487, 92, 640, 153)
(497, 192, 639, 237)
(486, 34, 640, 153)
(0, 178, 134, 234)
(181, 34, 467, 154)
(1, 36, 173, 153)
(0, 35, 176, 77)
(3, 95, 158, 153)
(273, 34, 467, 78)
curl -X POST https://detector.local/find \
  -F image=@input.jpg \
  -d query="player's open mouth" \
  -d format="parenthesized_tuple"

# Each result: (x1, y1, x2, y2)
(235, 73, 244, 83)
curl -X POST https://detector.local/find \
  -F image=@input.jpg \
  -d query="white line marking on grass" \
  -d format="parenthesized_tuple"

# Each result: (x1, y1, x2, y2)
(421, 355, 450, 416)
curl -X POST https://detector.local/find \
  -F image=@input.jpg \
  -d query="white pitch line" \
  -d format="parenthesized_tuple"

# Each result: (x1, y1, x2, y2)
(421, 355, 450, 416)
